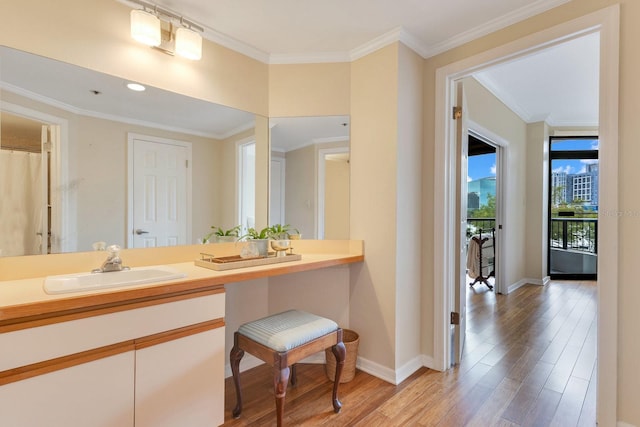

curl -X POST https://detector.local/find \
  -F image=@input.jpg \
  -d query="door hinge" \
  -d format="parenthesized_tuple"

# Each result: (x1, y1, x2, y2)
(185, 159, 189, 168)
(450, 311, 460, 325)
(43, 141, 52, 153)
(453, 106, 462, 120)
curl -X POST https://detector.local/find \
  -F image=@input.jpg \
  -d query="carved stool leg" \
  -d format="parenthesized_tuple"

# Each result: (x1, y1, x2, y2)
(273, 365, 290, 427)
(230, 333, 245, 418)
(330, 341, 346, 413)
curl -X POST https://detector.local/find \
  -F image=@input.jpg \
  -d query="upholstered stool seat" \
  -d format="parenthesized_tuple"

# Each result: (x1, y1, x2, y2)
(230, 310, 346, 426)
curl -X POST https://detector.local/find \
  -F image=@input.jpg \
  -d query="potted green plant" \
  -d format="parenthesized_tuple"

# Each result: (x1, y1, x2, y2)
(240, 226, 273, 256)
(269, 224, 291, 240)
(202, 225, 241, 244)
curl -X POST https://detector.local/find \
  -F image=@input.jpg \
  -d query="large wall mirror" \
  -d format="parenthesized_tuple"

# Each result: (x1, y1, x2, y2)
(269, 116, 350, 239)
(0, 46, 268, 257)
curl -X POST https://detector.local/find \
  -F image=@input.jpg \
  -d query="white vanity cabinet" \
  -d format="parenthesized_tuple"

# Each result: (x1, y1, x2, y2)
(135, 327, 225, 427)
(0, 287, 226, 427)
(0, 351, 135, 427)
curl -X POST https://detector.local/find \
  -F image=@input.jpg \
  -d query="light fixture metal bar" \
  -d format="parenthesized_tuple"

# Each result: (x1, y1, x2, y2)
(127, 0, 204, 33)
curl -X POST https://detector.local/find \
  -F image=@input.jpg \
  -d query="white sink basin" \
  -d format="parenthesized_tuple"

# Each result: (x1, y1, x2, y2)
(44, 266, 187, 295)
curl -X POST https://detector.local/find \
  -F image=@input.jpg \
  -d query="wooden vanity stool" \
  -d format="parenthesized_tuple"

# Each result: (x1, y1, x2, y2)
(230, 309, 346, 426)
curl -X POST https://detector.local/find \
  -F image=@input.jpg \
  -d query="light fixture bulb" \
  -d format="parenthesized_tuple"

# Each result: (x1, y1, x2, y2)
(127, 83, 146, 92)
(130, 9, 161, 47)
(175, 27, 202, 60)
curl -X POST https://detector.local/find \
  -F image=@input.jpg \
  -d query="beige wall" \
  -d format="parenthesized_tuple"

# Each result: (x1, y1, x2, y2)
(324, 158, 350, 239)
(350, 44, 399, 369)
(525, 121, 550, 281)
(269, 63, 351, 117)
(395, 44, 424, 371)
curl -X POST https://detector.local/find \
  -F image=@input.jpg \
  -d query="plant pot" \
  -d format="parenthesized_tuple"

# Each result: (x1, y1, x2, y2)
(252, 239, 269, 257)
(215, 235, 237, 243)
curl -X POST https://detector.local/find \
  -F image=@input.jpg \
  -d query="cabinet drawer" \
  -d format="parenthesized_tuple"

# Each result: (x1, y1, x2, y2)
(0, 291, 224, 371)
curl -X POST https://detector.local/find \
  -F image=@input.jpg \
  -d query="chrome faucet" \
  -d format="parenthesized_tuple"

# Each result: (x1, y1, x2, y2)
(92, 244, 130, 273)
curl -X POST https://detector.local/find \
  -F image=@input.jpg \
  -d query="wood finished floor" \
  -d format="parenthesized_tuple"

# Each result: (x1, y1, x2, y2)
(223, 280, 597, 426)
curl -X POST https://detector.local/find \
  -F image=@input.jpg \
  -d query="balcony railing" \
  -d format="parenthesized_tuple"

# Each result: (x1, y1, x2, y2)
(550, 218, 597, 254)
(467, 218, 495, 238)
(468, 217, 597, 255)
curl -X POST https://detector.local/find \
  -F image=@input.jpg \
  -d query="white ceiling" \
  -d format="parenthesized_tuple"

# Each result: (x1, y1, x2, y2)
(144, 0, 570, 63)
(1, 0, 599, 148)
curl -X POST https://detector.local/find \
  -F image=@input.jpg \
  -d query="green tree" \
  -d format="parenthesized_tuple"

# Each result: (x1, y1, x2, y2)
(469, 193, 496, 218)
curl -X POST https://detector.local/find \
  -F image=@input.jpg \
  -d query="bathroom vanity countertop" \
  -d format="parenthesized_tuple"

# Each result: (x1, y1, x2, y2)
(0, 247, 364, 329)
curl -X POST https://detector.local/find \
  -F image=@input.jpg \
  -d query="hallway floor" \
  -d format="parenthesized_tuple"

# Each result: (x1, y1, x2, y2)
(223, 280, 597, 426)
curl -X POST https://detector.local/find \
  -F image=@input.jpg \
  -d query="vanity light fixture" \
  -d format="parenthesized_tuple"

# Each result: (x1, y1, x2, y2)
(128, 0, 204, 60)
(130, 8, 161, 47)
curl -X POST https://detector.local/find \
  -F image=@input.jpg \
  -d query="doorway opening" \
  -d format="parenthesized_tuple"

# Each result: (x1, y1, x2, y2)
(548, 136, 599, 279)
(466, 134, 498, 291)
(434, 6, 619, 424)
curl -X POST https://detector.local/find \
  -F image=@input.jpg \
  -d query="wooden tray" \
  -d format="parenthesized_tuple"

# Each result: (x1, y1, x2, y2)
(194, 253, 302, 271)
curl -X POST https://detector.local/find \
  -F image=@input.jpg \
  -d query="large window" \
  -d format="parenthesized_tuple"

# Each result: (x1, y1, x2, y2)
(548, 136, 598, 279)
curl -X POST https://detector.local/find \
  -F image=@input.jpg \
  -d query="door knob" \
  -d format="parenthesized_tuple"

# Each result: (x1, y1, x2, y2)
(135, 229, 149, 235)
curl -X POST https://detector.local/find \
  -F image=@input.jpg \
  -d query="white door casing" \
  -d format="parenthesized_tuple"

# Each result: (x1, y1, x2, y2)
(453, 81, 468, 365)
(127, 134, 191, 248)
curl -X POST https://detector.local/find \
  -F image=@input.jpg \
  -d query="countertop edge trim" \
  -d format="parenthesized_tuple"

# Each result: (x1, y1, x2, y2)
(0, 318, 225, 386)
(0, 284, 225, 333)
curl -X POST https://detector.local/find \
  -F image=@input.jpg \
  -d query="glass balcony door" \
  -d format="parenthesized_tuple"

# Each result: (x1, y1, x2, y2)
(548, 137, 598, 279)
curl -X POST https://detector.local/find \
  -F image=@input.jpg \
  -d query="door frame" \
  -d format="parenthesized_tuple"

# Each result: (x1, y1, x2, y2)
(467, 122, 507, 295)
(127, 133, 192, 248)
(433, 5, 619, 425)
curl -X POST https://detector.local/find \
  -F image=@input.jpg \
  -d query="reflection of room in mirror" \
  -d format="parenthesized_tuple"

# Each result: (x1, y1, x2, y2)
(0, 46, 267, 256)
(0, 112, 47, 257)
(269, 116, 350, 239)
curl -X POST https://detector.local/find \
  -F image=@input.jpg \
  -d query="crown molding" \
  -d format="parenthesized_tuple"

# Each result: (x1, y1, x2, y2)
(472, 74, 534, 122)
(265, 0, 570, 64)
(202, 27, 270, 63)
(0, 82, 234, 140)
(269, 51, 351, 65)
(421, 0, 571, 58)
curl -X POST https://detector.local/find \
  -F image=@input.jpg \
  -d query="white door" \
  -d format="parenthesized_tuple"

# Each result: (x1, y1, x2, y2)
(129, 136, 190, 248)
(453, 81, 469, 365)
(237, 141, 256, 234)
(270, 157, 285, 226)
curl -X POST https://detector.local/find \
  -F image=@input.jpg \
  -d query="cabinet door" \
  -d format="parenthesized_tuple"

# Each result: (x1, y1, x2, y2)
(135, 327, 225, 427)
(0, 351, 135, 427)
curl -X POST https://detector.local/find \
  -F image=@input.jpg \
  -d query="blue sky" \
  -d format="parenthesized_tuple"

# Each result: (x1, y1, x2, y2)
(468, 153, 495, 182)
(468, 139, 599, 182)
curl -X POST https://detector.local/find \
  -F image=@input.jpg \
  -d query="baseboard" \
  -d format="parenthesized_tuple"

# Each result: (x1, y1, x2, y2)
(508, 277, 548, 293)
(226, 353, 443, 387)
(618, 422, 637, 427)
(421, 354, 438, 371)
(355, 356, 399, 384)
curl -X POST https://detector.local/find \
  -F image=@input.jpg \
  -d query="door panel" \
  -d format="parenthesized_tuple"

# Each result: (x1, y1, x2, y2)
(131, 138, 189, 248)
